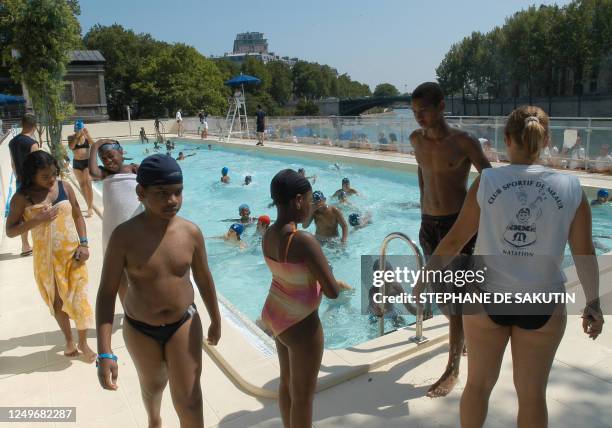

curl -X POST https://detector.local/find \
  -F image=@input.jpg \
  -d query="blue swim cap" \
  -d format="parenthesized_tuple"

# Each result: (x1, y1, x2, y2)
(74, 120, 84, 132)
(598, 189, 609, 198)
(230, 223, 244, 236)
(342, 177, 350, 184)
(313, 190, 326, 202)
(348, 213, 360, 226)
(222, 167, 229, 176)
(238, 203, 250, 213)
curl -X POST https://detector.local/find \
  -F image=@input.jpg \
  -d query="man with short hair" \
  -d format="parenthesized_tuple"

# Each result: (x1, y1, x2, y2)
(410, 81, 491, 397)
(255, 105, 266, 146)
(8, 113, 40, 256)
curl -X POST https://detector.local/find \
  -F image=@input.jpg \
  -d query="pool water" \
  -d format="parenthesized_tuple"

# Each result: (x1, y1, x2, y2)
(95, 140, 612, 349)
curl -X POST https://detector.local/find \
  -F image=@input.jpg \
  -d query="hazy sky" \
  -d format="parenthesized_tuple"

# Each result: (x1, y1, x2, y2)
(78, 0, 573, 92)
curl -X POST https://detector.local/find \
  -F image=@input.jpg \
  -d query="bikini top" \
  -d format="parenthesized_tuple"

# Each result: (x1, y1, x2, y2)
(73, 138, 90, 150)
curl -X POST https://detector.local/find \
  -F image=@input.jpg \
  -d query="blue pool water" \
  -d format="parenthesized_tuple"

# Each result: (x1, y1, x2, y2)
(95, 140, 612, 349)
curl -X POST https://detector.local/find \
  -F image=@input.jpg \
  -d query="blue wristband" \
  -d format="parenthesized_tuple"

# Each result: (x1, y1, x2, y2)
(96, 353, 118, 367)
(79, 236, 88, 244)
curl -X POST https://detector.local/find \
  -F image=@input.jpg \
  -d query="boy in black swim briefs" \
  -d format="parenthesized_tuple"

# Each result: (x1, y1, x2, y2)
(96, 154, 221, 428)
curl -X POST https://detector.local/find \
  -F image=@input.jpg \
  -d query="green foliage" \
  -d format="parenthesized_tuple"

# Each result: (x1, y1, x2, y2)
(267, 60, 293, 105)
(3, 0, 81, 163)
(436, 0, 612, 107)
(373, 83, 400, 97)
(131, 44, 226, 117)
(337, 73, 372, 98)
(84, 24, 169, 119)
(294, 99, 320, 116)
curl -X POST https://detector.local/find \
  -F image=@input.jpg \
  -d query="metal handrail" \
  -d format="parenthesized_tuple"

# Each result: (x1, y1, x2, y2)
(378, 232, 429, 344)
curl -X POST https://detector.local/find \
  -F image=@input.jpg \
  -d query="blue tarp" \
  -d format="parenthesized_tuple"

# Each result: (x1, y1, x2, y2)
(224, 74, 261, 87)
(0, 94, 26, 105)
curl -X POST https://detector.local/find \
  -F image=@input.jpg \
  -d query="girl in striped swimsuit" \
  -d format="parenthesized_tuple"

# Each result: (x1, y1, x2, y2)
(261, 169, 348, 428)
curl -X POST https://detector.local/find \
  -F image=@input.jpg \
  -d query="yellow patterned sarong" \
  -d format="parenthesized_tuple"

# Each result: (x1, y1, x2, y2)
(24, 199, 92, 330)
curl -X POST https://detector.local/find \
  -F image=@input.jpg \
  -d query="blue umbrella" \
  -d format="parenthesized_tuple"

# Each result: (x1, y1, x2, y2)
(224, 74, 261, 87)
(0, 93, 26, 105)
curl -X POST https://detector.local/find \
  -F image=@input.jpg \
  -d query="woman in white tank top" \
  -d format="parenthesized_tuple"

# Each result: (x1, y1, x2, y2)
(418, 106, 603, 427)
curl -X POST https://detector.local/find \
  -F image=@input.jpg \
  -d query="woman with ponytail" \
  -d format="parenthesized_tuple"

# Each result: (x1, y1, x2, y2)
(418, 106, 604, 427)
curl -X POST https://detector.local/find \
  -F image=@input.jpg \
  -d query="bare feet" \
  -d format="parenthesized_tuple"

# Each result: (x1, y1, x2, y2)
(84, 209, 94, 218)
(64, 341, 79, 357)
(78, 342, 97, 363)
(426, 367, 459, 398)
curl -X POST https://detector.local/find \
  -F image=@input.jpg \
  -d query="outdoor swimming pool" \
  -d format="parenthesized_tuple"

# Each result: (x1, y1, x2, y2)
(95, 140, 612, 349)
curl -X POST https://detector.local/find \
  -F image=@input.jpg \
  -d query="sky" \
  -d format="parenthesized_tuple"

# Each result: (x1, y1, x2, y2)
(78, 0, 573, 92)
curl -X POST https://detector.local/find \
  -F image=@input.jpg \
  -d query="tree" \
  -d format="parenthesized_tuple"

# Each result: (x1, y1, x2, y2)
(373, 83, 400, 97)
(131, 44, 226, 117)
(4, 0, 81, 162)
(84, 24, 169, 119)
(267, 61, 293, 105)
(337, 74, 371, 98)
(294, 99, 319, 116)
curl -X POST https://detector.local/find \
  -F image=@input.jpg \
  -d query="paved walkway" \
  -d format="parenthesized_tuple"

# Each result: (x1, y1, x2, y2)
(1, 175, 611, 427)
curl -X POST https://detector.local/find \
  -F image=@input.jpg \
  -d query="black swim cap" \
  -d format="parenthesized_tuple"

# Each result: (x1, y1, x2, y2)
(137, 154, 183, 186)
(270, 169, 312, 205)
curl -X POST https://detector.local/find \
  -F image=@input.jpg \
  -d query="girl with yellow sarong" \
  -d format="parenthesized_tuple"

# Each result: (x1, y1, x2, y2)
(6, 151, 96, 362)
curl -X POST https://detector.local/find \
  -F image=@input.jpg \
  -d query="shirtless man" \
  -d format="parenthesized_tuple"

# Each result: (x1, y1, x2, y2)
(96, 154, 221, 428)
(332, 177, 359, 199)
(410, 82, 491, 397)
(303, 191, 348, 243)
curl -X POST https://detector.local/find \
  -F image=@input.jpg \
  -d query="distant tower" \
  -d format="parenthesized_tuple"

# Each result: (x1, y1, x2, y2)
(232, 32, 269, 55)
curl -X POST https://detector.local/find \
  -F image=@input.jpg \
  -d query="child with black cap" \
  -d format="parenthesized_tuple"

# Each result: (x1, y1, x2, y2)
(261, 169, 350, 427)
(96, 154, 221, 428)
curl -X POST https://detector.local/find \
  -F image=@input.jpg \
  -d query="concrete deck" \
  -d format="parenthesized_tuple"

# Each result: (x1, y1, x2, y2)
(1, 136, 611, 427)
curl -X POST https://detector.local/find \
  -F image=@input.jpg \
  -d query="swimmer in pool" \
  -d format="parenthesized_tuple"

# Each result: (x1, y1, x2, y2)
(211, 223, 247, 249)
(591, 189, 609, 206)
(348, 212, 372, 231)
(297, 168, 317, 184)
(303, 191, 348, 243)
(176, 151, 195, 161)
(244, 175, 252, 186)
(220, 167, 230, 184)
(256, 215, 271, 234)
(367, 260, 412, 327)
(332, 177, 359, 198)
(223, 204, 256, 224)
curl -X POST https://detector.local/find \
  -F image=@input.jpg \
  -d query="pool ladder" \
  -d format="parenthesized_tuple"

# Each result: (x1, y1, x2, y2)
(378, 232, 430, 344)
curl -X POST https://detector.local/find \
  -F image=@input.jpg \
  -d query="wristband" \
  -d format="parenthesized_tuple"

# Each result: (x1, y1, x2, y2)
(79, 236, 88, 244)
(96, 353, 118, 367)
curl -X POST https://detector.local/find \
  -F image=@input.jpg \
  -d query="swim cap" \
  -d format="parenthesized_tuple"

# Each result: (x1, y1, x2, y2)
(298, 168, 305, 174)
(348, 213, 360, 226)
(238, 203, 250, 213)
(270, 169, 312, 205)
(136, 154, 183, 186)
(258, 215, 271, 226)
(74, 120, 84, 132)
(597, 189, 609, 198)
(230, 223, 244, 237)
(244, 175, 252, 184)
(342, 177, 350, 184)
(312, 190, 326, 203)
(222, 167, 229, 176)
(98, 140, 122, 153)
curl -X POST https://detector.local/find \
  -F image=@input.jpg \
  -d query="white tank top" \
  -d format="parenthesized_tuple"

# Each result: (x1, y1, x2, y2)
(475, 164, 582, 291)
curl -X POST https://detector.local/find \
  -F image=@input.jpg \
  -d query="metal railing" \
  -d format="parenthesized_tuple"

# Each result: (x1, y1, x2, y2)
(378, 232, 430, 344)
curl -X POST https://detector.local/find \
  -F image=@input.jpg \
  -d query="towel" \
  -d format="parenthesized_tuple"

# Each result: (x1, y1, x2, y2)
(102, 173, 143, 251)
(24, 200, 93, 329)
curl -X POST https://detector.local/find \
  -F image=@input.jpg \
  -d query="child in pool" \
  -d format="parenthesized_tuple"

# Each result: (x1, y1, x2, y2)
(6, 151, 96, 361)
(96, 154, 221, 428)
(220, 166, 230, 183)
(256, 215, 270, 235)
(211, 223, 247, 249)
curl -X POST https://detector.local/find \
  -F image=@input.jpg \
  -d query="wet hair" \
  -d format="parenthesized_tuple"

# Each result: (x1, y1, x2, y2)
(504, 106, 549, 158)
(21, 113, 37, 130)
(270, 169, 312, 205)
(19, 151, 59, 191)
(412, 82, 444, 106)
